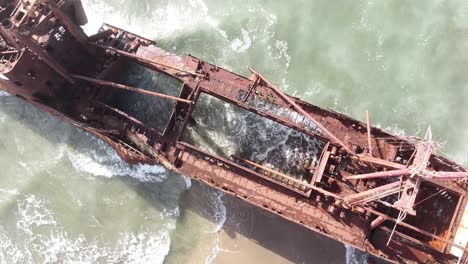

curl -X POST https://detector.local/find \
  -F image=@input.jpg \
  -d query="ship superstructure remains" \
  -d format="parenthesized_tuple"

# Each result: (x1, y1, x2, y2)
(0, 1, 467, 263)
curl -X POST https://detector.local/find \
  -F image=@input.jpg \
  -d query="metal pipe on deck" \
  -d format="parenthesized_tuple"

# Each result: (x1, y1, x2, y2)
(366, 110, 372, 155)
(370, 215, 387, 230)
(350, 154, 407, 169)
(345, 168, 411, 181)
(343, 181, 402, 207)
(344, 167, 468, 181)
(72, 74, 194, 104)
(427, 171, 468, 180)
(249, 68, 354, 154)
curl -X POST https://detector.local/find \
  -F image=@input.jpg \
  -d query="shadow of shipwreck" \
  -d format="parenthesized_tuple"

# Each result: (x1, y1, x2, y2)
(0, 94, 386, 264)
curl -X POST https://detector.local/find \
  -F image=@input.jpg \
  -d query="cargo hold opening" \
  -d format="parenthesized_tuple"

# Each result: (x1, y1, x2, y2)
(104, 62, 184, 134)
(179, 93, 327, 187)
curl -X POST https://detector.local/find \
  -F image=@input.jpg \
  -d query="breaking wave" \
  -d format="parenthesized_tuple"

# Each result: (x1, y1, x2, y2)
(68, 139, 166, 182)
(0, 95, 185, 263)
(202, 189, 227, 264)
(81, 0, 222, 39)
(345, 245, 369, 264)
(0, 194, 177, 263)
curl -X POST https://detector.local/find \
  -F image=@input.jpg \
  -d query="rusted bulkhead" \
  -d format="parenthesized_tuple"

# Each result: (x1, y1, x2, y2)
(0, 1, 467, 263)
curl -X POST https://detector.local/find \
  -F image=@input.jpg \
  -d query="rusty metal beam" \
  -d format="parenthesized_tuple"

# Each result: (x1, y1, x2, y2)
(88, 29, 115, 42)
(72, 74, 193, 104)
(249, 68, 355, 154)
(428, 171, 468, 180)
(0, 50, 19, 55)
(311, 150, 331, 184)
(370, 215, 387, 230)
(344, 181, 402, 207)
(366, 110, 372, 154)
(175, 82, 202, 141)
(345, 168, 411, 181)
(351, 154, 407, 169)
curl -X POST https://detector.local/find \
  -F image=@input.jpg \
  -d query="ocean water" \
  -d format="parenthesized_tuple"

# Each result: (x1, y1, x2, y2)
(1, 0, 467, 263)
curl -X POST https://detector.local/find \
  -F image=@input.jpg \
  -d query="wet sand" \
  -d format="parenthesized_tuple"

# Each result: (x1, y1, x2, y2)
(213, 192, 346, 264)
(164, 181, 348, 264)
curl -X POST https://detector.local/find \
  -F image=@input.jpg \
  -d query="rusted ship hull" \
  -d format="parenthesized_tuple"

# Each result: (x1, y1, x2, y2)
(0, 1, 467, 263)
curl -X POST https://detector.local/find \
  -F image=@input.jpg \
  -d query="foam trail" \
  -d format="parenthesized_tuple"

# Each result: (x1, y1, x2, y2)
(203, 189, 227, 264)
(205, 235, 222, 264)
(67, 136, 166, 182)
(0, 194, 177, 263)
(80, 0, 225, 39)
(212, 192, 227, 233)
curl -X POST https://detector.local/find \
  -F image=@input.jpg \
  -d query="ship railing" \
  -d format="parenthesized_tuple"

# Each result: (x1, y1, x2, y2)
(175, 141, 341, 200)
(175, 141, 313, 197)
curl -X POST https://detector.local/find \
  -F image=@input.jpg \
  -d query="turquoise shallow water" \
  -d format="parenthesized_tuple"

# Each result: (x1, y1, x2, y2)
(0, 0, 467, 263)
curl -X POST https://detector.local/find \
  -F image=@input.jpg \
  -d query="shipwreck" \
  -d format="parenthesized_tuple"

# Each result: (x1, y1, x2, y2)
(0, 1, 467, 263)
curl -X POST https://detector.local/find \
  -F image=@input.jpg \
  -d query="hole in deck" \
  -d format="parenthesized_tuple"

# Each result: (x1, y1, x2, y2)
(181, 93, 326, 186)
(105, 62, 183, 134)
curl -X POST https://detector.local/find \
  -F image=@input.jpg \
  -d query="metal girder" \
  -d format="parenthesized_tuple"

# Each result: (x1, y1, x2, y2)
(249, 68, 355, 155)
(72, 74, 193, 104)
(343, 181, 402, 207)
(345, 168, 411, 181)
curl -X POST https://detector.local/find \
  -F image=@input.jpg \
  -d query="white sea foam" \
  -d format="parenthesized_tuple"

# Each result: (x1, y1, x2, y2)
(211, 192, 227, 233)
(345, 244, 369, 264)
(0, 194, 177, 264)
(81, 0, 224, 40)
(204, 235, 221, 264)
(201, 189, 226, 264)
(0, 226, 26, 264)
(67, 139, 166, 182)
(231, 28, 252, 53)
(16, 194, 57, 236)
(181, 175, 193, 189)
